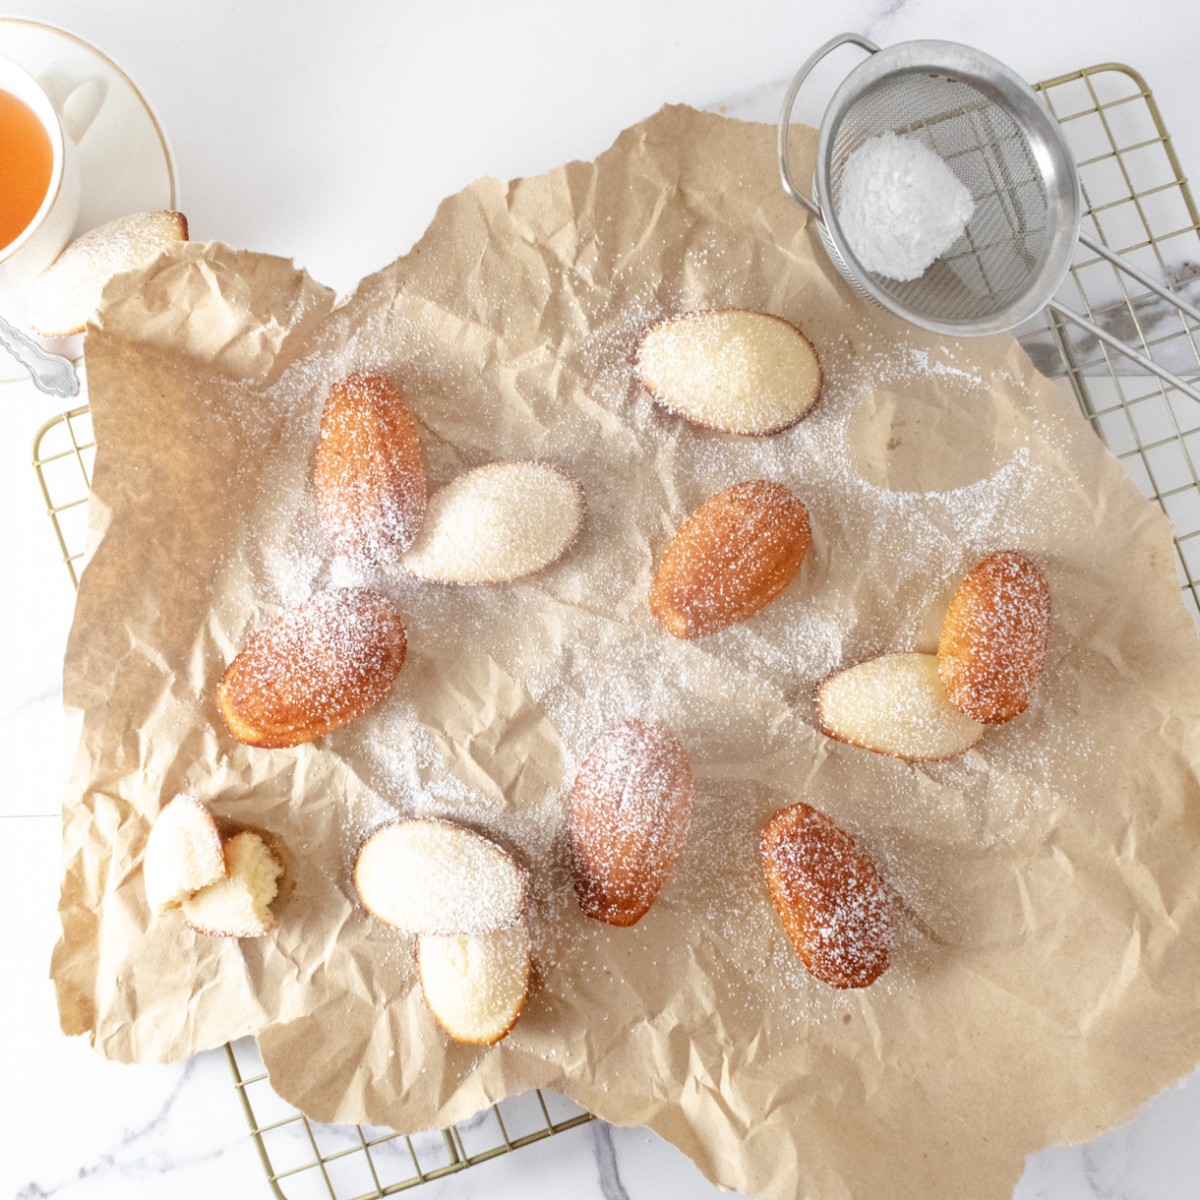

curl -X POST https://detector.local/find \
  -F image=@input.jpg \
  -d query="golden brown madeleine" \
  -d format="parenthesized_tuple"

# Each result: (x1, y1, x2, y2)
(938, 550, 1050, 724)
(568, 720, 692, 926)
(313, 371, 427, 563)
(649, 480, 811, 638)
(760, 802, 892, 989)
(217, 587, 407, 748)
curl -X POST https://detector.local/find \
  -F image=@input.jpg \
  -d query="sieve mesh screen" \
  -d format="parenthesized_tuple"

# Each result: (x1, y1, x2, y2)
(826, 70, 1053, 322)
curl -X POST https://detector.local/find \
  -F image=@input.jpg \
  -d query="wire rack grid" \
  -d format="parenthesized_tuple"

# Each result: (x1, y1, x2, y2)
(30, 61, 1200, 1200)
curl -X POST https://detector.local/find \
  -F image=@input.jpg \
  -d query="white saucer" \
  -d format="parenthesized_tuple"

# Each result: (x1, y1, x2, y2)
(0, 18, 178, 385)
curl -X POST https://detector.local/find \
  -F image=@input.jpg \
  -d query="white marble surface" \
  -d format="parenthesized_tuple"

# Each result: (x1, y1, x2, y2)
(4, 1, 1200, 1198)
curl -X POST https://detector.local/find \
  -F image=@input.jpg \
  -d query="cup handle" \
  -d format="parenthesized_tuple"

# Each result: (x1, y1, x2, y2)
(37, 60, 108, 145)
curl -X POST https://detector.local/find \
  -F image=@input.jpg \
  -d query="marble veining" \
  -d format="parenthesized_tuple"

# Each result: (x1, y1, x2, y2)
(10, 1051, 257, 1200)
(589, 1123, 632, 1200)
(1081, 1144, 1127, 1200)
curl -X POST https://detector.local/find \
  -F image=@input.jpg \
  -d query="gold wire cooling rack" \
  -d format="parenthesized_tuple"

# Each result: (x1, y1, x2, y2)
(30, 61, 1200, 1200)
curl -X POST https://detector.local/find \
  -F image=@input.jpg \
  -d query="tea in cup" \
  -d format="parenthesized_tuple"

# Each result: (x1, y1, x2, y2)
(0, 86, 54, 249)
(0, 55, 90, 301)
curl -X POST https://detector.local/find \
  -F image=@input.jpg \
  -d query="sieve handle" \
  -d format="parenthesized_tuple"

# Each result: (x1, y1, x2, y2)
(1078, 231, 1200, 329)
(779, 32, 880, 221)
(1047, 300, 1200, 405)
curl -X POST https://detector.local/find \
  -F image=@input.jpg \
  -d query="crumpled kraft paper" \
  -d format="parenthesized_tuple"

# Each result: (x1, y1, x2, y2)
(51, 106, 1200, 1200)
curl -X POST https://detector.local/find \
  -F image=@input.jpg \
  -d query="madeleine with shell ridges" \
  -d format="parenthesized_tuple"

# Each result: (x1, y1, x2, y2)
(217, 587, 407, 748)
(417, 922, 531, 1045)
(816, 652, 985, 762)
(354, 818, 527, 936)
(143, 794, 226, 914)
(761, 802, 892, 989)
(402, 461, 583, 584)
(181, 831, 283, 938)
(938, 550, 1051, 724)
(635, 309, 822, 435)
(650, 479, 811, 639)
(567, 719, 692, 926)
(313, 371, 427, 563)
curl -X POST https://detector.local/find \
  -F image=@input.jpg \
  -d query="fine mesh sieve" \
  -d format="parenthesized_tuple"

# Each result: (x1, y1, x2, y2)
(779, 34, 1200, 402)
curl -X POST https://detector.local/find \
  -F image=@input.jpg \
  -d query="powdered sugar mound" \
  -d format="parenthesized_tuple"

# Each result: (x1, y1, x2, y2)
(837, 133, 975, 281)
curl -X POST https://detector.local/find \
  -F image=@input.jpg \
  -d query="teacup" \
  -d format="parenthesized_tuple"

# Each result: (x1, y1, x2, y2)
(0, 54, 101, 304)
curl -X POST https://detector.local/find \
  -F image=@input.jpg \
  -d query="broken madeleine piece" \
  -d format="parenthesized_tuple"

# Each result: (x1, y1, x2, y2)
(418, 921, 531, 1045)
(650, 480, 811, 638)
(938, 550, 1051, 725)
(28, 210, 189, 336)
(142, 794, 226, 914)
(313, 371, 427, 563)
(636, 309, 821, 435)
(402, 461, 583, 584)
(817, 652, 985, 761)
(217, 587, 407, 748)
(181, 830, 283, 938)
(354, 818, 527, 936)
(568, 719, 692, 926)
(761, 801, 892, 989)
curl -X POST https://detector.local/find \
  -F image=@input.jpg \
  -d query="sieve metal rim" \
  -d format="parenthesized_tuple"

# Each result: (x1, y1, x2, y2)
(784, 36, 1083, 338)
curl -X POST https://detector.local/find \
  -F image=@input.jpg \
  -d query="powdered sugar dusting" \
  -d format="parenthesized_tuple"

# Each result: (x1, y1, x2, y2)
(314, 372, 427, 564)
(939, 551, 1051, 723)
(567, 720, 692, 924)
(762, 802, 892, 989)
(219, 587, 407, 746)
(214, 222, 1097, 1025)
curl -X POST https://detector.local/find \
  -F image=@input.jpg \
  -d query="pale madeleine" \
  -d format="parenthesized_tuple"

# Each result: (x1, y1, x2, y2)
(817, 652, 985, 761)
(636, 309, 821, 435)
(354, 819, 526, 936)
(402, 461, 582, 584)
(418, 922, 531, 1045)
(29, 210, 189, 336)
(142, 793, 225, 914)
